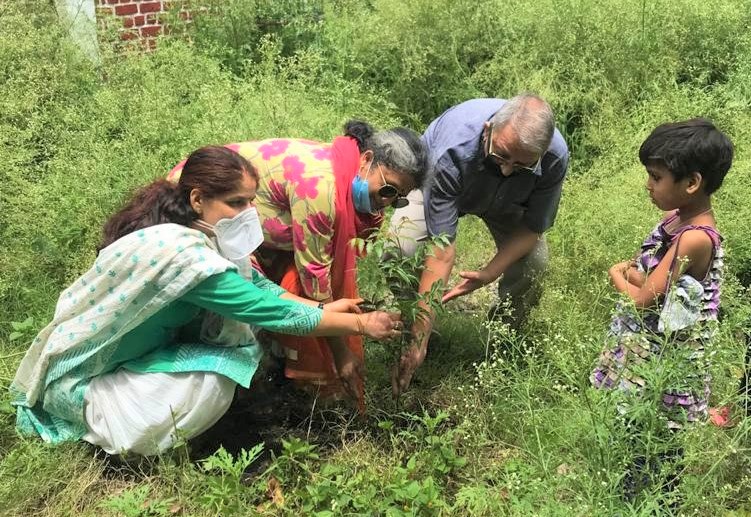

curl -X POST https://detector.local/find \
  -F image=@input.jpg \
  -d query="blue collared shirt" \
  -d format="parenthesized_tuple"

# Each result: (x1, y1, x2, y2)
(422, 98, 569, 239)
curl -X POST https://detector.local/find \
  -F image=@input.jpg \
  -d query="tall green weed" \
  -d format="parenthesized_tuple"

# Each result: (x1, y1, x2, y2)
(1, 0, 750, 514)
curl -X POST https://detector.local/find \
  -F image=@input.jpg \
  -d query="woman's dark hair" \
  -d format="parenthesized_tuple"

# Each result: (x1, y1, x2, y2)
(99, 146, 257, 250)
(343, 119, 375, 152)
(343, 119, 429, 189)
(639, 118, 734, 194)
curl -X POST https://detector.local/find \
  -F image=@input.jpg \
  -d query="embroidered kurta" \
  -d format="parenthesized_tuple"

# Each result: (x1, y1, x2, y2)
(11, 224, 321, 443)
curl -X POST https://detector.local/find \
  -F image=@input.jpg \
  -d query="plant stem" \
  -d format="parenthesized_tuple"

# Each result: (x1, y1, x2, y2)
(0, 351, 26, 360)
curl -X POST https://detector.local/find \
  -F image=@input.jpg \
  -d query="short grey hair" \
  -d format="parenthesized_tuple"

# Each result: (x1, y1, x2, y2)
(369, 128, 429, 189)
(490, 94, 555, 156)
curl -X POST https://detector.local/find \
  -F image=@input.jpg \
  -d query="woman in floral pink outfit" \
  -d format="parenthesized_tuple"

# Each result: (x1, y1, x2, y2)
(169, 121, 428, 409)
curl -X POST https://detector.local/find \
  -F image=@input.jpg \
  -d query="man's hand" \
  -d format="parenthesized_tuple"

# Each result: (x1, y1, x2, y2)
(444, 227, 539, 304)
(389, 241, 454, 397)
(391, 341, 427, 397)
(323, 297, 364, 313)
(441, 270, 493, 303)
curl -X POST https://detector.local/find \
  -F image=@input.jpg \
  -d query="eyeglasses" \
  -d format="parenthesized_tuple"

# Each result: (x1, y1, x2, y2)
(485, 123, 541, 175)
(375, 166, 410, 209)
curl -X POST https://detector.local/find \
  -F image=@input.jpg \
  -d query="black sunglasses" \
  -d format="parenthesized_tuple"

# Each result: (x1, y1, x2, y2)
(375, 167, 410, 208)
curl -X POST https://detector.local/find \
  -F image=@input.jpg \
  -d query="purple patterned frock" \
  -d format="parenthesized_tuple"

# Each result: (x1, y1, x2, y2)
(591, 212, 724, 427)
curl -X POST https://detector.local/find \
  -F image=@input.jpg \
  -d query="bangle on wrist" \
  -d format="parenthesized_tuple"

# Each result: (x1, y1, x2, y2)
(355, 314, 365, 336)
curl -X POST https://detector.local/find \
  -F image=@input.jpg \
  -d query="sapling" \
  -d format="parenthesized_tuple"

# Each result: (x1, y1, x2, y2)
(354, 221, 450, 402)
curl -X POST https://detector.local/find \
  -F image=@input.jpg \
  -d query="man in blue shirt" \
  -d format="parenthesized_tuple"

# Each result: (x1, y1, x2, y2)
(389, 95, 569, 395)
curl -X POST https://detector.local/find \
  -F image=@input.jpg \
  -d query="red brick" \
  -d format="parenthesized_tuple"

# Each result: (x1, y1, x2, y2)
(139, 1, 163, 14)
(102, 0, 119, 4)
(129, 14, 152, 27)
(140, 25, 163, 38)
(120, 29, 138, 40)
(130, 14, 146, 26)
(114, 3, 137, 15)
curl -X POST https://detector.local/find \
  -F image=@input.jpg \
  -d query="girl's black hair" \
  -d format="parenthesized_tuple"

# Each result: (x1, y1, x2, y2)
(639, 118, 733, 194)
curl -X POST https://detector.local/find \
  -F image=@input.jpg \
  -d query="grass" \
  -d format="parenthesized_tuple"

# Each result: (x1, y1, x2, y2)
(2, 0, 751, 514)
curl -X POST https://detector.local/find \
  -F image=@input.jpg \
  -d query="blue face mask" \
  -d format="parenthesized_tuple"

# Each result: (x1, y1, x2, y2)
(351, 162, 373, 213)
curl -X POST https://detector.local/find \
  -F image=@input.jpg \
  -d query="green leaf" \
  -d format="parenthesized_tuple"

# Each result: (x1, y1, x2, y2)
(10, 317, 33, 331)
(378, 419, 394, 431)
(405, 481, 421, 499)
(0, 400, 15, 415)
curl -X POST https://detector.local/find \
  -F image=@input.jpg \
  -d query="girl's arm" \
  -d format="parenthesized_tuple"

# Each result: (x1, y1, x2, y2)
(183, 271, 400, 340)
(610, 260, 646, 288)
(609, 229, 714, 308)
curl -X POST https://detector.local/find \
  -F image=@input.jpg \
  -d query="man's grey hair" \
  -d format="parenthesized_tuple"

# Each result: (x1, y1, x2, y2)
(490, 93, 555, 156)
(369, 128, 429, 189)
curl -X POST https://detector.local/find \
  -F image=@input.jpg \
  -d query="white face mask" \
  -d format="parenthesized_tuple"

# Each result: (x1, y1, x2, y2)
(196, 207, 264, 275)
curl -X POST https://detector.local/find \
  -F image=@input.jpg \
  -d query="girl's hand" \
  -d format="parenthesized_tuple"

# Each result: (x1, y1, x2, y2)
(609, 261, 631, 277)
(624, 264, 646, 287)
(324, 298, 364, 313)
(609, 261, 646, 287)
(361, 311, 403, 340)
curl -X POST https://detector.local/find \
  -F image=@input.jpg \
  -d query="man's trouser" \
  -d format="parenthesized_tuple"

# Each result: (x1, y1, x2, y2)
(389, 189, 548, 328)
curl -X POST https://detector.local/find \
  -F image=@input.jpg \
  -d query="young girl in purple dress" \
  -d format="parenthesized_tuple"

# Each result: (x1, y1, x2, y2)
(590, 118, 734, 496)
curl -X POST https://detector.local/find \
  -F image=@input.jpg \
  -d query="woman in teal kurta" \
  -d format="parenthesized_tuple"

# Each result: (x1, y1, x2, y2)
(11, 146, 401, 455)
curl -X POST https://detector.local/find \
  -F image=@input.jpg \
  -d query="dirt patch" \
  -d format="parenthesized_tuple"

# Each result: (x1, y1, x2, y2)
(187, 364, 365, 477)
(189, 381, 310, 458)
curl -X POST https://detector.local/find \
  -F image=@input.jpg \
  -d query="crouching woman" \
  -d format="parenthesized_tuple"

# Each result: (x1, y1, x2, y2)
(10, 146, 400, 456)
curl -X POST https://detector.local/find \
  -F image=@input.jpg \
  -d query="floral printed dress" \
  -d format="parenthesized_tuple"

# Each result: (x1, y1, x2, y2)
(591, 213, 724, 427)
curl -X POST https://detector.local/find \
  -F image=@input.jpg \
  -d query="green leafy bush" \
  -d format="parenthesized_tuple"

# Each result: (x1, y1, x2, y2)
(1, 0, 750, 514)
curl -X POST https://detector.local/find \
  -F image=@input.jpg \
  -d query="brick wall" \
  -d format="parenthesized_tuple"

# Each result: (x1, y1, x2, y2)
(96, 1, 187, 48)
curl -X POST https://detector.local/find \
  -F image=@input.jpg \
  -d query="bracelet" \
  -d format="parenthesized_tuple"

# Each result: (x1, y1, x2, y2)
(317, 301, 325, 310)
(354, 314, 365, 336)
